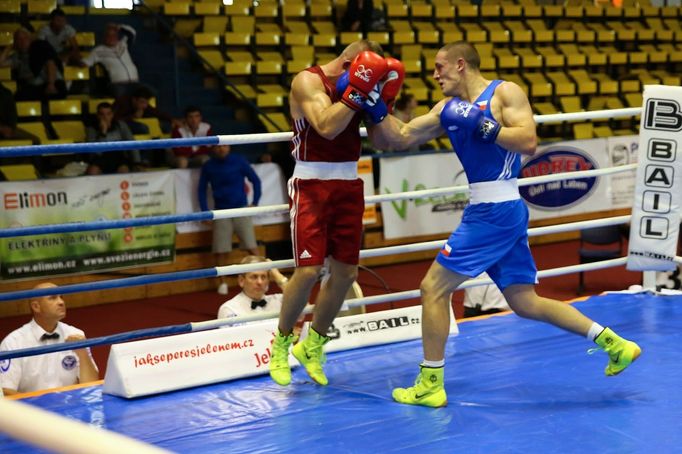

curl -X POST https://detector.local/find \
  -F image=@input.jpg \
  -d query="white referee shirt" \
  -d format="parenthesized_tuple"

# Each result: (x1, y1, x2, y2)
(218, 292, 283, 319)
(0, 319, 97, 393)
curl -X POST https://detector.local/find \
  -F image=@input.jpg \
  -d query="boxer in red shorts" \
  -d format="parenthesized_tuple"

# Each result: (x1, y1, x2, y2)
(269, 40, 405, 387)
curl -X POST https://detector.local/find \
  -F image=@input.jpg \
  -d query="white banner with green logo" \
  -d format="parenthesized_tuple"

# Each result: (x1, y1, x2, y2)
(380, 153, 467, 240)
(0, 172, 175, 280)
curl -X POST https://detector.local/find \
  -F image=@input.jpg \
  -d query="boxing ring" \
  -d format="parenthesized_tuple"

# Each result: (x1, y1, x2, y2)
(1, 105, 682, 453)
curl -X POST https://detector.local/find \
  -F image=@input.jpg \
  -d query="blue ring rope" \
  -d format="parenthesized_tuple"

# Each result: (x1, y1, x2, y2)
(0, 268, 217, 302)
(0, 211, 214, 238)
(0, 323, 193, 361)
(0, 136, 219, 158)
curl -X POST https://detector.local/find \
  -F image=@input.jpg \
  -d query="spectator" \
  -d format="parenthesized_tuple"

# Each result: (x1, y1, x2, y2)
(199, 144, 262, 294)
(113, 85, 176, 135)
(85, 101, 139, 174)
(171, 106, 213, 168)
(217, 255, 289, 318)
(0, 283, 99, 395)
(37, 8, 81, 65)
(463, 272, 511, 318)
(340, 0, 374, 34)
(392, 93, 419, 152)
(80, 23, 140, 97)
(0, 28, 66, 101)
(0, 82, 40, 144)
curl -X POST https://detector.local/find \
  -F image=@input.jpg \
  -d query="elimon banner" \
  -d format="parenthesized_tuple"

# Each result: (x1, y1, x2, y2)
(302, 304, 458, 353)
(103, 319, 288, 398)
(175, 163, 289, 234)
(0, 172, 175, 280)
(627, 85, 682, 272)
(380, 153, 467, 240)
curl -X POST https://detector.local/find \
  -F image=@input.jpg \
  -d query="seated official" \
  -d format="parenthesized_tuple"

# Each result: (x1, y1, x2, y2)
(0, 283, 99, 395)
(463, 272, 511, 318)
(218, 256, 289, 319)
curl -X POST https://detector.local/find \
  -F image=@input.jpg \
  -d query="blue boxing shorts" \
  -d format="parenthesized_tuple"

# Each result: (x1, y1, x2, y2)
(436, 198, 538, 292)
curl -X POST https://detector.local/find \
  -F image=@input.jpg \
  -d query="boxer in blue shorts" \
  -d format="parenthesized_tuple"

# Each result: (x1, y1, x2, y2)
(365, 41, 642, 407)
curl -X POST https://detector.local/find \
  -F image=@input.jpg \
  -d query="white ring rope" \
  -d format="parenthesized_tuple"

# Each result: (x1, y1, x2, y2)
(212, 163, 637, 220)
(0, 398, 171, 454)
(212, 108, 643, 145)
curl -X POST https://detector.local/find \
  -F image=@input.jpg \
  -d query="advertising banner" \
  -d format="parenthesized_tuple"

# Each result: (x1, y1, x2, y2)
(379, 153, 467, 240)
(519, 139, 612, 220)
(0, 172, 175, 280)
(627, 85, 682, 272)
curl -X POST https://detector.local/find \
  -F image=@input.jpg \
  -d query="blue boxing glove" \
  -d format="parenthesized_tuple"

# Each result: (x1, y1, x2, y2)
(337, 71, 387, 123)
(441, 97, 501, 143)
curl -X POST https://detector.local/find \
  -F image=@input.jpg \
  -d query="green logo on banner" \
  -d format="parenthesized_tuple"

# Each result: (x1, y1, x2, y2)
(384, 179, 468, 220)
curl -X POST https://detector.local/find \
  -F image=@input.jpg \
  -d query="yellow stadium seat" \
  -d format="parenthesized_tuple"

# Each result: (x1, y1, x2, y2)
(49, 99, 82, 116)
(393, 30, 415, 46)
(309, 3, 332, 19)
(164, 2, 191, 15)
(591, 74, 618, 95)
(501, 4, 522, 18)
(311, 21, 336, 34)
(514, 48, 542, 69)
(286, 60, 312, 74)
(312, 33, 336, 48)
(173, 19, 201, 39)
(580, 46, 608, 66)
(0, 0, 21, 14)
(387, 3, 408, 18)
(194, 2, 220, 15)
(256, 61, 283, 75)
(499, 73, 528, 94)
(526, 20, 553, 43)
(460, 23, 487, 43)
(52, 120, 85, 141)
(560, 96, 583, 113)
(259, 112, 289, 133)
(282, 3, 305, 18)
(258, 52, 283, 63)
(16, 101, 42, 118)
(194, 33, 220, 47)
(27, 0, 56, 15)
(483, 22, 510, 44)
(74, 32, 95, 48)
(625, 93, 643, 107)
(456, 4, 478, 18)
(285, 21, 310, 34)
(573, 123, 594, 140)
(291, 46, 314, 61)
(367, 32, 390, 46)
(402, 58, 422, 75)
(411, 3, 432, 19)
(231, 16, 255, 33)
(0, 31, 12, 47)
(18, 122, 50, 143)
(255, 32, 281, 47)
(0, 164, 39, 181)
(493, 48, 519, 70)
(413, 23, 440, 45)
(568, 70, 597, 95)
(481, 4, 501, 18)
(403, 78, 430, 102)
(228, 51, 255, 63)
(225, 61, 252, 76)
(285, 32, 310, 47)
(593, 125, 614, 137)
(523, 73, 552, 98)
(131, 118, 163, 138)
(547, 72, 576, 96)
(226, 84, 256, 100)
(434, 4, 455, 20)
(254, 2, 278, 18)
(64, 66, 89, 82)
(198, 50, 225, 70)
(225, 32, 251, 46)
(505, 22, 532, 44)
(224, 0, 250, 16)
(340, 32, 363, 46)
(558, 44, 587, 66)
(203, 17, 228, 33)
(533, 102, 559, 116)
(256, 93, 284, 108)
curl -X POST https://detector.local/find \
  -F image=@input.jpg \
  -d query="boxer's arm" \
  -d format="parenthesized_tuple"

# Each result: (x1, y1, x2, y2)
(291, 71, 356, 140)
(367, 99, 446, 151)
(494, 82, 537, 155)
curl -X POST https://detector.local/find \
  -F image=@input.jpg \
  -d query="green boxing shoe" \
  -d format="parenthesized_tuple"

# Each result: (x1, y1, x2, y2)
(292, 327, 330, 386)
(269, 330, 297, 386)
(591, 327, 642, 376)
(392, 365, 447, 408)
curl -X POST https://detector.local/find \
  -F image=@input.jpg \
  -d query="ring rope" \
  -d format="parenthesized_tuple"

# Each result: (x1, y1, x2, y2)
(0, 108, 642, 158)
(0, 256, 629, 362)
(0, 213, 631, 303)
(0, 163, 637, 239)
(0, 398, 171, 454)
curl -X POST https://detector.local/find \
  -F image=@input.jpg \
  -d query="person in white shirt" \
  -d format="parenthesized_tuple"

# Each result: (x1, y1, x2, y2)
(171, 106, 214, 169)
(37, 8, 80, 64)
(218, 256, 290, 319)
(81, 23, 140, 97)
(0, 283, 99, 395)
(463, 272, 511, 317)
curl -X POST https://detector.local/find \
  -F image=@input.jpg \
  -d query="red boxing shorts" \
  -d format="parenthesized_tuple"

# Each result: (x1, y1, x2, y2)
(288, 177, 364, 267)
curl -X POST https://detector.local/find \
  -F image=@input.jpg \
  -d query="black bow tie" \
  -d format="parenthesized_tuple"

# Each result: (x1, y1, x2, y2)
(40, 332, 60, 341)
(251, 299, 267, 310)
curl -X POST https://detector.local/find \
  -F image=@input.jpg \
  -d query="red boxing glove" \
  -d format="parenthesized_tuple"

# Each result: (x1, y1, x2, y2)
(340, 51, 388, 111)
(380, 57, 405, 113)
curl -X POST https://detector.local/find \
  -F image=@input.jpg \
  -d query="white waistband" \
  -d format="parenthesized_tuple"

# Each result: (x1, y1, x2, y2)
(468, 179, 520, 204)
(293, 161, 358, 180)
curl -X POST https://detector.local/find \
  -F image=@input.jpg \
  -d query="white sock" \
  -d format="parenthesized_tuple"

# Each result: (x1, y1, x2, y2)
(587, 322, 605, 342)
(421, 359, 445, 368)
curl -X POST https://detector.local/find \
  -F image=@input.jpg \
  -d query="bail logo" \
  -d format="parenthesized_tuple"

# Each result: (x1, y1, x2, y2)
(644, 99, 682, 132)
(520, 147, 598, 209)
(367, 316, 411, 331)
